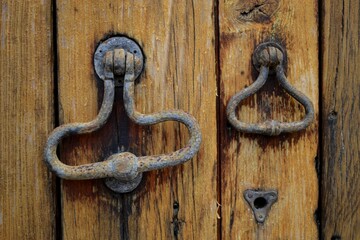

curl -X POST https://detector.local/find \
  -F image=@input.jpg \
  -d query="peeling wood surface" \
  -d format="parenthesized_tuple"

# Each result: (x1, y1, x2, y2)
(56, 0, 217, 239)
(0, 1, 56, 239)
(219, 0, 319, 239)
(320, 0, 360, 239)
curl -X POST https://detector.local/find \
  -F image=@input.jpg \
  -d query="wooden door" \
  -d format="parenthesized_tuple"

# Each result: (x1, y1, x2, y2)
(0, 0, 359, 239)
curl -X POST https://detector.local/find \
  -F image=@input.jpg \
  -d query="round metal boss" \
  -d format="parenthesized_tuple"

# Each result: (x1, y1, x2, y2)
(252, 42, 287, 75)
(94, 36, 144, 86)
(105, 173, 143, 194)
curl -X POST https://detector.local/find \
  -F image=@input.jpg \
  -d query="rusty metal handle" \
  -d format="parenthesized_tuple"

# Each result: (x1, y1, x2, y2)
(226, 42, 314, 136)
(44, 37, 201, 193)
(123, 54, 202, 171)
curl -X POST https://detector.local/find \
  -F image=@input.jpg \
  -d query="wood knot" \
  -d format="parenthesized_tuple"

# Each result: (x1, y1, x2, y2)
(235, 0, 279, 23)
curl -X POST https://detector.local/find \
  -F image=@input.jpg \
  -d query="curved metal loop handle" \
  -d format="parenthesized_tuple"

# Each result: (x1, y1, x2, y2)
(44, 44, 201, 192)
(226, 42, 314, 136)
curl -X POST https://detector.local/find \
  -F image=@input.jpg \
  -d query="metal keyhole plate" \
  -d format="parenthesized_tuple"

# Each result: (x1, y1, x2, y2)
(94, 36, 144, 86)
(244, 189, 278, 223)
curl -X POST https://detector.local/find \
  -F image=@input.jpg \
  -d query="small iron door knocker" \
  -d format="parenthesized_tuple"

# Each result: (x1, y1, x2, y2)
(226, 42, 314, 136)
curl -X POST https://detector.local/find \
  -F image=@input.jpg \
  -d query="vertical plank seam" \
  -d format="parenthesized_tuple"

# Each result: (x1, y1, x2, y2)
(52, 0, 62, 239)
(214, 0, 222, 239)
(317, 0, 324, 239)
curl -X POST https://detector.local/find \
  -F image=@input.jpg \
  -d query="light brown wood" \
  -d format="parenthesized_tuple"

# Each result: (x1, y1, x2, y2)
(219, 0, 319, 239)
(0, 1, 56, 239)
(321, 0, 360, 239)
(56, 0, 218, 239)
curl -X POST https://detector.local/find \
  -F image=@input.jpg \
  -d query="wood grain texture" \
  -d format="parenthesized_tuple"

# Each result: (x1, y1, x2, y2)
(320, 0, 360, 239)
(219, 0, 319, 239)
(56, 0, 217, 239)
(0, 0, 56, 239)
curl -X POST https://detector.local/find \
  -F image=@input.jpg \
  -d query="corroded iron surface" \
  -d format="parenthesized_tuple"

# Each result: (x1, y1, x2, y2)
(94, 36, 144, 86)
(44, 46, 201, 193)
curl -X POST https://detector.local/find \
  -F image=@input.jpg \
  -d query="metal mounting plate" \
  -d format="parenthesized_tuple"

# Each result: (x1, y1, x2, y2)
(105, 173, 143, 193)
(252, 42, 287, 74)
(94, 36, 144, 86)
(244, 189, 278, 223)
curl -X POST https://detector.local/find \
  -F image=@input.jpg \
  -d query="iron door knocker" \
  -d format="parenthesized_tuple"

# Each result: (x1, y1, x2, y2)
(226, 42, 314, 136)
(44, 37, 202, 193)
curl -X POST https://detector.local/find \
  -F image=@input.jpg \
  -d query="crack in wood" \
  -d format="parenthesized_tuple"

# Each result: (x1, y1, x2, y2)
(239, 4, 267, 17)
(171, 201, 185, 239)
(235, 0, 279, 23)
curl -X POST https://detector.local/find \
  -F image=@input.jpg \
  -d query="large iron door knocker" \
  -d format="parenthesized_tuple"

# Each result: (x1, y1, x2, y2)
(226, 42, 315, 136)
(44, 37, 202, 193)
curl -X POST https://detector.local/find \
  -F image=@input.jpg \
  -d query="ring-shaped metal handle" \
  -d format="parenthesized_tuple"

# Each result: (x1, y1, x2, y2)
(226, 42, 314, 136)
(44, 43, 202, 193)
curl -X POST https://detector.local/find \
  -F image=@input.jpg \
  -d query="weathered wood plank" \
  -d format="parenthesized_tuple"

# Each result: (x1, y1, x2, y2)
(320, 0, 360, 239)
(219, 0, 319, 238)
(56, 1, 218, 239)
(0, 1, 56, 239)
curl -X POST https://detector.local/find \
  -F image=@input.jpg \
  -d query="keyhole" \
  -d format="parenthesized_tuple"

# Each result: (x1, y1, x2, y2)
(253, 197, 268, 209)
